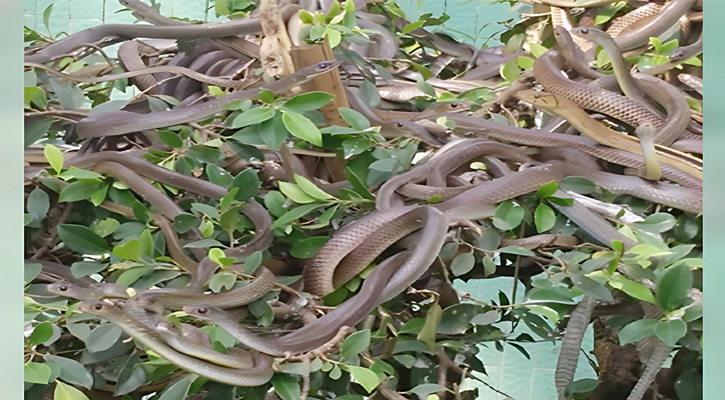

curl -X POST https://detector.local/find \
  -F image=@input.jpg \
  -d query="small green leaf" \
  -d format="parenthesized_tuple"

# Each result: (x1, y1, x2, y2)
(560, 176, 597, 194)
(173, 214, 201, 233)
(271, 374, 300, 400)
(290, 236, 329, 259)
(567, 378, 600, 394)
(608, 275, 655, 303)
(282, 111, 323, 146)
(44, 355, 93, 389)
(91, 218, 120, 238)
(25, 362, 51, 384)
(25, 262, 42, 282)
(497, 245, 536, 256)
(157, 130, 184, 148)
(536, 181, 558, 199)
(408, 383, 449, 400)
(209, 248, 235, 267)
(493, 200, 525, 231)
(29, 322, 54, 345)
(192, 202, 221, 220)
(619, 319, 658, 345)
(339, 107, 371, 131)
(283, 92, 335, 113)
(57, 225, 109, 255)
(450, 252, 475, 277)
(534, 203, 556, 233)
(54, 380, 90, 400)
(347, 365, 381, 393)
(158, 374, 197, 400)
(229, 107, 276, 129)
(27, 188, 50, 221)
(656, 264, 693, 311)
(85, 323, 123, 353)
(294, 174, 335, 200)
(58, 180, 104, 203)
(517, 56, 535, 69)
(279, 182, 317, 204)
(341, 330, 371, 360)
(402, 20, 425, 34)
(529, 43, 548, 58)
(270, 204, 327, 229)
(243, 251, 263, 274)
(230, 168, 261, 202)
(42, 4, 53, 31)
(500, 60, 520, 83)
(654, 319, 687, 347)
(417, 302, 442, 348)
(44, 144, 64, 174)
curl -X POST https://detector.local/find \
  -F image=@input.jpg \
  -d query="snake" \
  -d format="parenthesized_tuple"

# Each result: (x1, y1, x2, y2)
(77, 300, 275, 386)
(24, 4, 301, 64)
(75, 60, 340, 138)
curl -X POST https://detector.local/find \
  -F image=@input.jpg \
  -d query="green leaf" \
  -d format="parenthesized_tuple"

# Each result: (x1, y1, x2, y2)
(402, 20, 425, 34)
(408, 383, 449, 399)
(25, 362, 51, 384)
(536, 181, 558, 199)
(25, 262, 42, 282)
(86, 323, 123, 353)
(493, 200, 525, 230)
(347, 365, 381, 393)
(500, 60, 520, 83)
(27, 187, 50, 221)
(270, 204, 326, 230)
(58, 180, 104, 203)
(567, 378, 600, 394)
(70, 261, 107, 278)
(517, 56, 535, 70)
(192, 202, 220, 220)
(114, 356, 146, 396)
(54, 380, 90, 400)
(294, 174, 335, 200)
(230, 168, 261, 202)
(29, 321, 54, 345)
(271, 374, 300, 400)
(259, 114, 288, 150)
(57, 225, 109, 255)
(205, 163, 233, 187)
(25, 118, 53, 147)
(450, 252, 475, 277)
(560, 176, 597, 194)
(283, 92, 335, 113)
(341, 330, 371, 361)
(359, 80, 381, 108)
(279, 182, 317, 204)
(44, 355, 93, 389)
(282, 111, 322, 146)
(529, 43, 548, 58)
(594, 2, 626, 24)
(608, 275, 655, 303)
(654, 319, 687, 347)
(570, 273, 613, 302)
(632, 213, 677, 234)
(619, 319, 658, 345)
(656, 263, 693, 311)
(112, 239, 144, 262)
(418, 302, 442, 348)
(290, 236, 329, 258)
(158, 374, 197, 400)
(91, 218, 120, 238)
(342, 138, 374, 159)
(338, 107, 371, 131)
(42, 4, 53, 31)
(209, 248, 235, 267)
(44, 144, 64, 174)
(157, 130, 184, 148)
(244, 251, 263, 274)
(229, 107, 276, 129)
(534, 203, 556, 233)
(174, 214, 201, 233)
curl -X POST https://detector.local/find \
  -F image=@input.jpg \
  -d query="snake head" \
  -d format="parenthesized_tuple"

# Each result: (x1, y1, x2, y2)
(183, 305, 220, 320)
(46, 282, 72, 295)
(306, 60, 341, 77)
(78, 300, 113, 315)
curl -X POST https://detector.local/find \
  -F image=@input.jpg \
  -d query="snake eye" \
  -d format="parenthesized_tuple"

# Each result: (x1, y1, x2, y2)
(580, 28, 589, 34)
(197, 307, 208, 315)
(396, 122, 404, 127)
(93, 304, 103, 310)
(316, 62, 331, 70)
(58, 285, 68, 291)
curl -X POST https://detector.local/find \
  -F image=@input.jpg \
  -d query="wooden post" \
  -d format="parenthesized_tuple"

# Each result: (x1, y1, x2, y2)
(290, 40, 350, 126)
